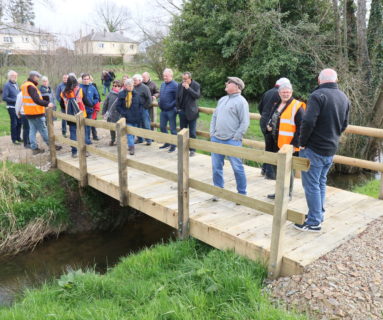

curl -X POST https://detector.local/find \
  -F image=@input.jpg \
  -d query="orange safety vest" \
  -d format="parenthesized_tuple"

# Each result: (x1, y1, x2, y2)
(20, 81, 45, 116)
(278, 99, 306, 152)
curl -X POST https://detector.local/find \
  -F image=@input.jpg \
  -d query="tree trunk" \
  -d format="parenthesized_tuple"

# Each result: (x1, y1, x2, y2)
(356, 0, 371, 82)
(332, 0, 343, 65)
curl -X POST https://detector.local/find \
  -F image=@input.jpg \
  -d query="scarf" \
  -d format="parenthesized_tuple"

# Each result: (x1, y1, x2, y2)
(125, 91, 132, 108)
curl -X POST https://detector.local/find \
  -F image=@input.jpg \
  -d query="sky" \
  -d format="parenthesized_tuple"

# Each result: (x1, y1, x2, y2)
(33, 0, 175, 46)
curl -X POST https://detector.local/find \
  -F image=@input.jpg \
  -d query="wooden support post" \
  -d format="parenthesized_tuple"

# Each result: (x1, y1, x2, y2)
(152, 101, 158, 125)
(46, 106, 57, 168)
(268, 144, 293, 279)
(379, 171, 383, 200)
(76, 112, 87, 187)
(116, 118, 128, 206)
(177, 128, 190, 239)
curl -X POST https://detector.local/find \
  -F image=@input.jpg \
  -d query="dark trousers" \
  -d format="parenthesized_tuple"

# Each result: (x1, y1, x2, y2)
(263, 133, 277, 179)
(61, 107, 67, 135)
(69, 123, 77, 155)
(7, 107, 22, 142)
(20, 115, 30, 146)
(179, 110, 197, 152)
(160, 109, 177, 147)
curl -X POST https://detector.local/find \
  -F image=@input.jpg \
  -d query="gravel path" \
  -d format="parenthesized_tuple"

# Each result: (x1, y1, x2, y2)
(1, 125, 382, 320)
(266, 216, 383, 319)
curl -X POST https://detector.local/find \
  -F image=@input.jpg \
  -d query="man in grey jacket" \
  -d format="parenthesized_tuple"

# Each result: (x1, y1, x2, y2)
(210, 77, 250, 198)
(133, 74, 152, 145)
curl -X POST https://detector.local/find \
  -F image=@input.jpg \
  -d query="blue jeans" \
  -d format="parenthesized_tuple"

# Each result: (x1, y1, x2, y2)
(20, 115, 30, 146)
(103, 84, 110, 95)
(137, 109, 152, 143)
(211, 136, 247, 195)
(300, 148, 333, 225)
(28, 116, 49, 150)
(127, 123, 138, 147)
(7, 107, 22, 142)
(179, 110, 197, 152)
(69, 123, 77, 155)
(84, 112, 92, 145)
(160, 109, 177, 147)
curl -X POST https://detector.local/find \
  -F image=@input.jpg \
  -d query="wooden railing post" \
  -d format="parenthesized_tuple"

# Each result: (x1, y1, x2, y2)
(46, 106, 57, 168)
(379, 171, 383, 200)
(268, 144, 293, 279)
(116, 118, 128, 206)
(76, 112, 87, 187)
(177, 128, 190, 239)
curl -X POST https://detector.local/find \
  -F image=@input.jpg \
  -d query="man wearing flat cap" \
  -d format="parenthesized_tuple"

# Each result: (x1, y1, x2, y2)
(20, 71, 60, 155)
(209, 77, 250, 199)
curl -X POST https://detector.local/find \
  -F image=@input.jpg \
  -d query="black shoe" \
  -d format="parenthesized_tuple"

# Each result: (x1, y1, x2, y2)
(93, 137, 100, 141)
(294, 222, 321, 232)
(168, 146, 176, 153)
(190, 150, 195, 157)
(109, 141, 115, 146)
(135, 140, 143, 144)
(145, 141, 152, 146)
(265, 175, 276, 180)
(267, 193, 275, 199)
(32, 148, 45, 155)
(24, 144, 31, 149)
(18, 139, 23, 143)
(159, 143, 170, 149)
(55, 145, 62, 151)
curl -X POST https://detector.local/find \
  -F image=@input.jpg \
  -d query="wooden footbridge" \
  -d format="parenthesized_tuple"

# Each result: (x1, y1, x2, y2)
(46, 107, 383, 279)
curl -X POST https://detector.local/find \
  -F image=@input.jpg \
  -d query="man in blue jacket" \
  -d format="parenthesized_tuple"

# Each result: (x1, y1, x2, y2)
(2, 70, 22, 144)
(158, 68, 178, 153)
(80, 73, 100, 145)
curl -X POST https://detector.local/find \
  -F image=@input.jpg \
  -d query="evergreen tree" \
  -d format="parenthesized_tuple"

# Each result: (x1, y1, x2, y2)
(8, 0, 35, 25)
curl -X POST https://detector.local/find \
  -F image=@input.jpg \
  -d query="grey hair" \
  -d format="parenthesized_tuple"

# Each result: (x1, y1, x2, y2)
(41, 76, 48, 82)
(132, 74, 143, 81)
(163, 68, 173, 76)
(275, 77, 290, 86)
(183, 71, 192, 79)
(68, 72, 76, 78)
(125, 79, 134, 86)
(7, 70, 17, 78)
(278, 82, 293, 91)
(319, 68, 337, 83)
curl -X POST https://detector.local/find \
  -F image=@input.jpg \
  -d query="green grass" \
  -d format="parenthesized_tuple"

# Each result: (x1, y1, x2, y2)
(0, 239, 306, 320)
(352, 179, 380, 198)
(0, 161, 70, 232)
(0, 102, 10, 136)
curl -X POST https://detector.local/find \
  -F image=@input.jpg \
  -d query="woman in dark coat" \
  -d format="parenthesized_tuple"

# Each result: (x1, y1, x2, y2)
(116, 79, 142, 155)
(102, 80, 122, 146)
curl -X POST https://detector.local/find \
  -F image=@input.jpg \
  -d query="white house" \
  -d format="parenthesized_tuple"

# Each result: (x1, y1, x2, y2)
(0, 24, 56, 54)
(74, 31, 139, 63)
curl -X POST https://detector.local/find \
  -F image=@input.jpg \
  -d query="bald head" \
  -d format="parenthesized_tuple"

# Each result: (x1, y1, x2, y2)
(318, 68, 337, 84)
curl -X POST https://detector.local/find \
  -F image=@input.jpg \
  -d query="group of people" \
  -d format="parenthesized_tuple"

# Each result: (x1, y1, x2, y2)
(210, 68, 349, 233)
(2, 66, 349, 233)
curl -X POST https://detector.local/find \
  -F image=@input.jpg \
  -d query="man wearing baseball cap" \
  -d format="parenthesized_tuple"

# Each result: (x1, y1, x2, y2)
(20, 71, 61, 155)
(210, 77, 250, 199)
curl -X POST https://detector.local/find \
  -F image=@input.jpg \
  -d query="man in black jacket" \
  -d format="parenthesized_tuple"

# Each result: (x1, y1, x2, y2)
(133, 74, 152, 145)
(258, 77, 291, 179)
(142, 72, 160, 130)
(176, 72, 201, 156)
(295, 68, 350, 232)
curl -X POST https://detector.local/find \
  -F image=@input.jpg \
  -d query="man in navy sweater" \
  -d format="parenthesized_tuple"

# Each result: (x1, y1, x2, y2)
(158, 68, 178, 153)
(295, 68, 350, 232)
(2, 70, 22, 144)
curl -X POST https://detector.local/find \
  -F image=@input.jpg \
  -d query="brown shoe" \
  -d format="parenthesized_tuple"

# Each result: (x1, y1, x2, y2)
(109, 141, 115, 146)
(128, 146, 135, 155)
(32, 148, 45, 155)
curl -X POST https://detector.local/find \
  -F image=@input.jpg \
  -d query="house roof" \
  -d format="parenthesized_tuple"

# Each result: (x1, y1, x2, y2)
(75, 31, 138, 44)
(0, 24, 52, 36)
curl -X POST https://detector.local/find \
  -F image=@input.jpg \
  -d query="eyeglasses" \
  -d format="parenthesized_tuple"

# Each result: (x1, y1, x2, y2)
(113, 85, 120, 87)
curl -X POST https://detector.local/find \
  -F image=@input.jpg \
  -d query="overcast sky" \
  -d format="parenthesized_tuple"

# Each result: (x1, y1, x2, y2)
(33, 0, 175, 45)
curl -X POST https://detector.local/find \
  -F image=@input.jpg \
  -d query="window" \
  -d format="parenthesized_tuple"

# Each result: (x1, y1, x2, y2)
(112, 43, 115, 47)
(40, 40, 48, 46)
(3, 37, 13, 43)
(130, 44, 134, 50)
(22, 37, 29, 43)
(98, 43, 104, 48)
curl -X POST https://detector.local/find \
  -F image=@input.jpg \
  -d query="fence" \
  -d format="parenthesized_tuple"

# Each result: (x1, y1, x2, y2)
(152, 104, 383, 199)
(46, 106, 310, 279)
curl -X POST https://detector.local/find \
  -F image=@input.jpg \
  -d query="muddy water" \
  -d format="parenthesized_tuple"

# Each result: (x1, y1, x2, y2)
(0, 214, 174, 306)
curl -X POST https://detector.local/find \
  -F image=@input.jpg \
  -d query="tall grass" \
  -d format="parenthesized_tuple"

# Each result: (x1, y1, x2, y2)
(0, 102, 10, 136)
(352, 179, 380, 198)
(0, 239, 306, 320)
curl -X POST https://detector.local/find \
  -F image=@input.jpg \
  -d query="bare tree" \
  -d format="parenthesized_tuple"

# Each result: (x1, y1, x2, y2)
(356, 0, 371, 77)
(93, 0, 131, 32)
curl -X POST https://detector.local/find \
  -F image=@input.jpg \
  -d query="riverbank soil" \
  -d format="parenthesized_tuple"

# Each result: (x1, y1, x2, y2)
(1, 121, 382, 319)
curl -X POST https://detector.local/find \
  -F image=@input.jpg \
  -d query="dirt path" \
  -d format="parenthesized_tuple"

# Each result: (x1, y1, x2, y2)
(1, 122, 382, 319)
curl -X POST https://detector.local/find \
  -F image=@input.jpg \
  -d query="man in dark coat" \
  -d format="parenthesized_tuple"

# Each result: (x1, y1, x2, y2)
(176, 72, 201, 156)
(295, 68, 350, 232)
(258, 77, 291, 179)
(142, 72, 159, 129)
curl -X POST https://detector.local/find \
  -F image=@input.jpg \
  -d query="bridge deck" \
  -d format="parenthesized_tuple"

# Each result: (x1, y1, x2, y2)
(56, 142, 383, 276)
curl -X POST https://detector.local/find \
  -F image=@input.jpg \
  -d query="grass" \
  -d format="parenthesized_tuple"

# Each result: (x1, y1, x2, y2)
(0, 102, 10, 136)
(0, 239, 306, 320)
(352, 179, 380, 198)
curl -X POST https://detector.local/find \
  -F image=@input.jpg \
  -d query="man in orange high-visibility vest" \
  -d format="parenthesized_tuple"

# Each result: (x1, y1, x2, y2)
(20, 71, 61, 155)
